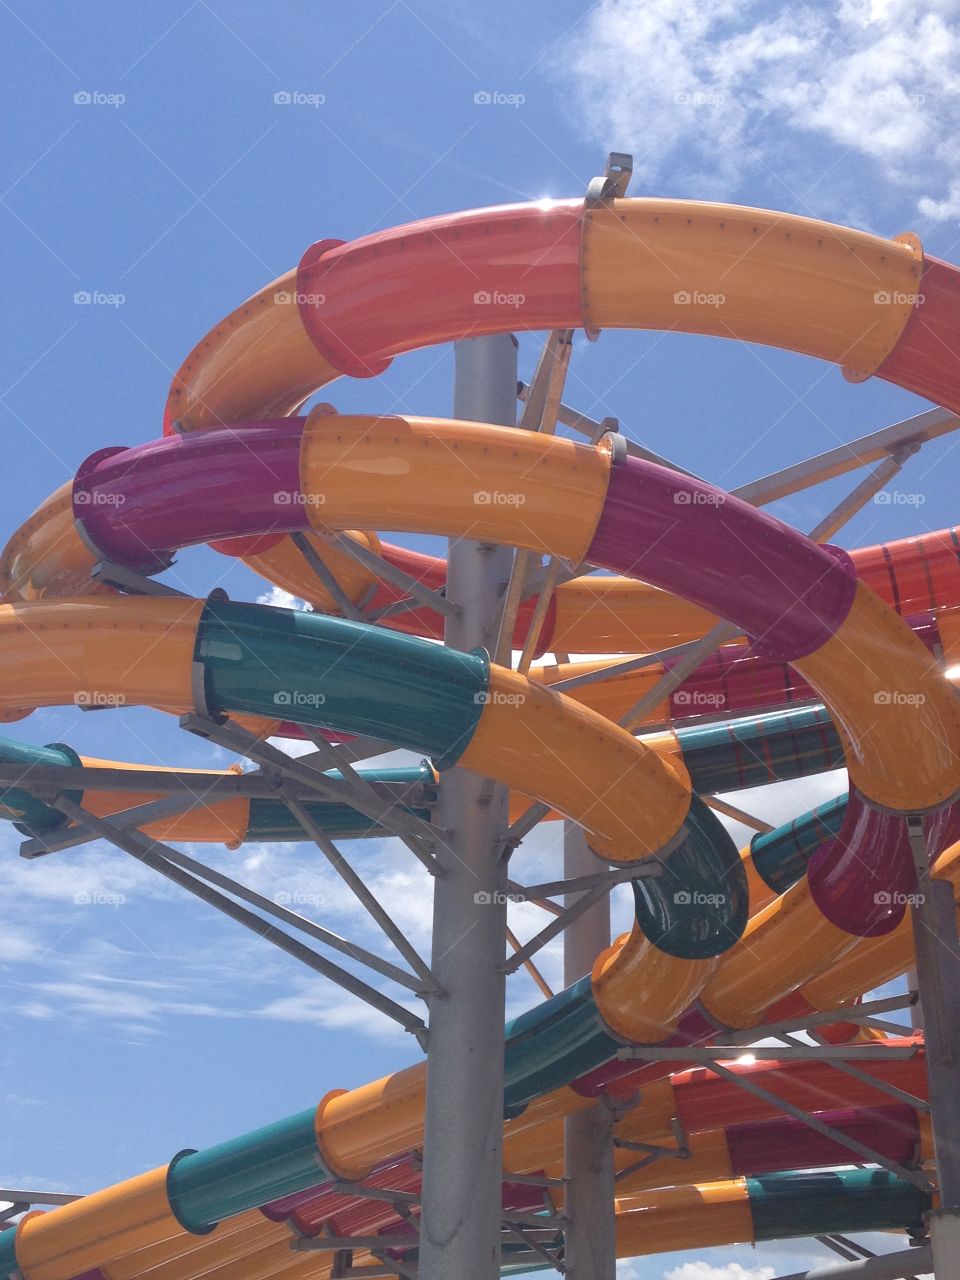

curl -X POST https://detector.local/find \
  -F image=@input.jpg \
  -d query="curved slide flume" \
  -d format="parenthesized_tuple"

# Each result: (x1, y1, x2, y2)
(19, 408, 960, 927)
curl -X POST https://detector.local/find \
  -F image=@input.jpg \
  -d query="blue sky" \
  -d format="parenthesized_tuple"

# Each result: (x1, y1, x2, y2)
(1, 1, 956, 1276)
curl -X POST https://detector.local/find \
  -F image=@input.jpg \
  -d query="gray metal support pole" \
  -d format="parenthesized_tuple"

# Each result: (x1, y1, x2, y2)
(418, 335, 518, 1279)
(563, 820, 617, 1279)
(907, 819, 960, 1279)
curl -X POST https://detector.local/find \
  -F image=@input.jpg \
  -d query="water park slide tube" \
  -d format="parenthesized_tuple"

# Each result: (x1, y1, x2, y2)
(7, 410, 960, 922)
(0, 1169, 931, 1280)
(0, 1041, 937, 1279)
(154, 197, 960, 640)
(8, 423, 960, 731)
(3, 196, 960, 1275)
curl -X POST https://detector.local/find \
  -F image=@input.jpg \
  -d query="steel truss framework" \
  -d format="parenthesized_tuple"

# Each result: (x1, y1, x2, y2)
(5, 154, 960, 1280)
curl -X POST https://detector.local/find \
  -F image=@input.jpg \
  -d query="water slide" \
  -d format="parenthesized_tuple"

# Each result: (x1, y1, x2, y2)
(1, 196, 959, 1277)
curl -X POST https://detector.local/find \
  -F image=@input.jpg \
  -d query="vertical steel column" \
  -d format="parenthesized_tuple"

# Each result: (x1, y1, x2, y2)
(907, 818, 960, 1279)
(562, 820, 617, 1279)
(418, 335, 518, 1279)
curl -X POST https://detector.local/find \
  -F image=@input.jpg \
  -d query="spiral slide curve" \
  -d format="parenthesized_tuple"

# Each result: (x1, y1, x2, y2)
(1, 196, 960, 1277)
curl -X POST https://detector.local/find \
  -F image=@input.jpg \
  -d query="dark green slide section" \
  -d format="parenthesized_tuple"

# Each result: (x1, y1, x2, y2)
(247, 762, 437, 841)
(749, 1169, 930, 1240)
(167, 1107, 328, 1233)
(196, 599, 489, 768)
(502, 800, 748, 1108)
(0, 1227, 16, 1278)
(751, 793, 847, 894)
(0, 736, 83, 835)
(631, 794, 749, 960)
(677, 705, 843, 794)
(503, 975, 621, 1112)
(0, 735, 436, 846)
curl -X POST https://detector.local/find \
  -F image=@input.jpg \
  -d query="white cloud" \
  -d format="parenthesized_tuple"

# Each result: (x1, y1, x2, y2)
(665, 1264, 776, 1280)
(555, 0, 960, 222)
(256, 585, 309, 611)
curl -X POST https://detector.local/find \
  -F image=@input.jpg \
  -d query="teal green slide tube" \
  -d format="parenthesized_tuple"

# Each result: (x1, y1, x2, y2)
(751, 793, 848, 894)
(0, 1229, 15, 1277)
(503, 798, 748, 1110)
(503, 975, 622, 1113)
(196, 599, 489, 768)
(676, 705, 843, 794)
(0, 737, 83, 834)
(167, 1107, 328, 1233)
(245, 761, 437, 841)
(749, 1168, 929, 1239)
(631, 794, 749, 960)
